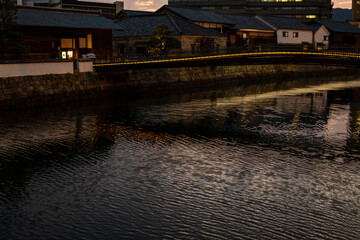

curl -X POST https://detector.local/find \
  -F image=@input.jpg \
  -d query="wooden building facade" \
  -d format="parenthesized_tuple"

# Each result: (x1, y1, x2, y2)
(14, 6, 121, 60)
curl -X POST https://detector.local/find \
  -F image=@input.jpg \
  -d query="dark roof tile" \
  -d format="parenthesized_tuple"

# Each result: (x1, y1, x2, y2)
(259, 16, 312, 31)
(113, 14, 226, 37)
(317, 20, 360, 34)
(122, 10, 153, 16)
(157, 5, 233, 25)
(16, 8, 122, 30)
(221, 14, 274, 31)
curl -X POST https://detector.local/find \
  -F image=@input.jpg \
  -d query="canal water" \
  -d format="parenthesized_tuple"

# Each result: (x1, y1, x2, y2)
(1, 76, 360, 239)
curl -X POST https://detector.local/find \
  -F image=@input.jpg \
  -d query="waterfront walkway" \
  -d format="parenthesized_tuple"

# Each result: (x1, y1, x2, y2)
(94, 50, 360, 72)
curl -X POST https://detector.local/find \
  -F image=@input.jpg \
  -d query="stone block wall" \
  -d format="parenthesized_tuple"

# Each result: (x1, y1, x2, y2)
(112, 65, 355, 93)
(0, 64, 358, 109)
(0, 72, 122, 109)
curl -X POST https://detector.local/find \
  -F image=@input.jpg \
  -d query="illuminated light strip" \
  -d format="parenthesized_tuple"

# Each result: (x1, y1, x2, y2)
(94, 51, 360, 67)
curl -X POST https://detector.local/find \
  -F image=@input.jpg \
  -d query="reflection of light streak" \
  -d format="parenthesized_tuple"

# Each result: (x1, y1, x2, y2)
(352, 113, 360, 144)
(215, 80, 360, 107)
(292, 111, 301, 130)
(325, 104, 351, 149)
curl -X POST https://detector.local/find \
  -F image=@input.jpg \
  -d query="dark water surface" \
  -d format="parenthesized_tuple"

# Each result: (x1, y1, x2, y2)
(1, 76, 360, 239)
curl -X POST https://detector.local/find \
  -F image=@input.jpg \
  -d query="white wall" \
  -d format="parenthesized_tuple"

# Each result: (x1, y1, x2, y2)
(78, 61, 94, 72)
(277, 29, 313, 45)
(314, 26, 330, 49)
(0, 62, 74, 78)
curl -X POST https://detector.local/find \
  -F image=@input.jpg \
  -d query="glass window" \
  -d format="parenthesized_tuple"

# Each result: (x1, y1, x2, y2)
(293, 32, 299, 38)
(283, 31, 289, 37)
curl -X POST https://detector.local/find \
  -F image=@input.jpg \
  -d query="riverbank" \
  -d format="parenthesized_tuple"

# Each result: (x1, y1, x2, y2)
(0, 65, 359, 110)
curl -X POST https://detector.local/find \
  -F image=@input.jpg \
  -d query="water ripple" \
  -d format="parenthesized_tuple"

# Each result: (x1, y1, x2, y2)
(1, 78, 360, 239)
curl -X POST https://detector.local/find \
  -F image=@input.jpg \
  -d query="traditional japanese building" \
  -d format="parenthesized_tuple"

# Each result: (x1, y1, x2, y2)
(221, 14, 276, 49)
(257, 15, 313, 47)
(15, 6, 122, 59)
(156, 5, 233, 33)
(113, 13, 228, 56)
(310, 20, 360, 48)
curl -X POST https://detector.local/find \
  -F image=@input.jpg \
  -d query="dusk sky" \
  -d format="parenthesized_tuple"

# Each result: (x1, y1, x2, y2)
(116, 0, 352, 11)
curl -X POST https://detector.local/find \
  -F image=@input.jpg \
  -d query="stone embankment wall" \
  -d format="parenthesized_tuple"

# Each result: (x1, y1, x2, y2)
(0, 65, 358, 109)
(107, 65, 359, 94)
(0, 72, 113, 109)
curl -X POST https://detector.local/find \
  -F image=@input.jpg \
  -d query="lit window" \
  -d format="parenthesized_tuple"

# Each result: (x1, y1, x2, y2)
(87, 34, 93, 49)
(283, 31, 289, 37)
(306, 15, 317, 19)
(67, 50, 73, 59)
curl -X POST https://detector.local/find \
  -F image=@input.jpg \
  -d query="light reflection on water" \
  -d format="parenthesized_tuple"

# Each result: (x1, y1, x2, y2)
(0, 77, 360, 239)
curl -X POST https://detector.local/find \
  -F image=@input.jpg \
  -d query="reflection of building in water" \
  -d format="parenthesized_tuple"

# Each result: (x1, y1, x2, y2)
(346, 88, 360, 152)
(94, 120, 175, 144)
(0, 115, 98, 160)
(324, 103, 351, 150)
(274, 92, 328, 117)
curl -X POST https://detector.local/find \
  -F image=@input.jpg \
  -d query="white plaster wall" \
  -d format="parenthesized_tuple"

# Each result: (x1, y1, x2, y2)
(277, 29, 313, 45)
(78, 61, 94, 72)
(314, 26, 330, 49)
(0, 62, 74, 78)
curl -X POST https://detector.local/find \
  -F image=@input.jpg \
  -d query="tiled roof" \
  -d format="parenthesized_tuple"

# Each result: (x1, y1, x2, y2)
(16, 8, 122, 30)
(112, 9, 153, 21)
(222, 14, 274, 31)
(113, 14, 226, 37)
(317, 21, 360, 34)
(122, 10, 153, 16)
(306, 23, 323, 32)
(258, 16, 312, 31)
(156, 5, 234, 25)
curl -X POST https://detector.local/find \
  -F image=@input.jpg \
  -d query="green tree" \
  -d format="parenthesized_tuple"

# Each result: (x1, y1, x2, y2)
(0, 0, 29, 59)
(146, 24, 181, 53)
